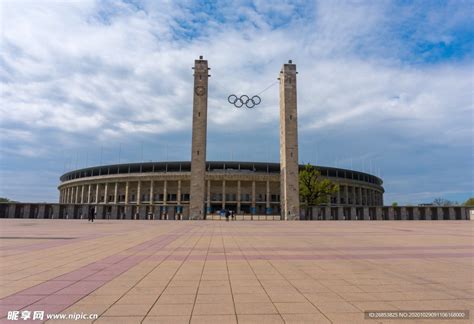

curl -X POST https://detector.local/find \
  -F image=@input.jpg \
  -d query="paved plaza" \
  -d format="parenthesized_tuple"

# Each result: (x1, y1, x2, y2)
(0, 219, 472, 323)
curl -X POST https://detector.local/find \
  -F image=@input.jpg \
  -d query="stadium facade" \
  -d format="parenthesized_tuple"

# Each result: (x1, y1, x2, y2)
(57, 161, 384, 220)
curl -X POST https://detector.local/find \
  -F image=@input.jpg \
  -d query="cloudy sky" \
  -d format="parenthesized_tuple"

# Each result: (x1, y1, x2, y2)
(0, 0, 472, 204)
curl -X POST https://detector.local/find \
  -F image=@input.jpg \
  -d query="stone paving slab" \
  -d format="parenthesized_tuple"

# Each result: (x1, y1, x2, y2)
(0, 219, 472, 323)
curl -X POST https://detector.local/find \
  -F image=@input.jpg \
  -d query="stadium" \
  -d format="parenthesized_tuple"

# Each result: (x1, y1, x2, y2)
(57, 161, 384, 220)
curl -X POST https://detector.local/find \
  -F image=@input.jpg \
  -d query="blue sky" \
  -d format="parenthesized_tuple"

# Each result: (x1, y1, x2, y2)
(0, 0, 472, 204)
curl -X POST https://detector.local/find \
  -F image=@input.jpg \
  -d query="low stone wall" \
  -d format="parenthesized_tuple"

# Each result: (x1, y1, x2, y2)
(0, 203, 471, 220)
(0, 203, 185, 220)
(309, 206, 471, 220)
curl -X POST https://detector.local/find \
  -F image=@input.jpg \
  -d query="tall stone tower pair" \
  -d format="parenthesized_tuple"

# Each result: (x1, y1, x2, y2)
(189, 57, 299, 220)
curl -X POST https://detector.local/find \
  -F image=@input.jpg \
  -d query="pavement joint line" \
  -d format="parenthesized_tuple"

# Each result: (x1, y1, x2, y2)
(0, 231, 171, 283)
(0, 220, 472, 323)
(0, 230, 161, 271)
(251, 231, 335, 324)
(0, 227, 192, 319)
(296, 237, 464, 313)
(350, 252, 468, 301)
(221, 224, 238, 324)
(136, 224, 210, 323)
(228, 224, 286, 324)
(188, 223, 214, 322)
(0, 237, 142, 279)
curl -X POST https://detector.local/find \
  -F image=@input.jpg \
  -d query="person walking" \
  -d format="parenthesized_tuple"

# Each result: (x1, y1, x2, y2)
(88, 207, 95, 222)
(225, 209, 229, 222)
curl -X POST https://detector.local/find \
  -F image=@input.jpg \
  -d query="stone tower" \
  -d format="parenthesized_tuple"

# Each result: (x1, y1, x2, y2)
(279, 60, 300, 220)
(189, 56, 209, 219)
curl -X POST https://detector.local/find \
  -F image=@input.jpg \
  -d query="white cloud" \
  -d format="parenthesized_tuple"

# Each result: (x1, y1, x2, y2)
(0, 0, 471, 203)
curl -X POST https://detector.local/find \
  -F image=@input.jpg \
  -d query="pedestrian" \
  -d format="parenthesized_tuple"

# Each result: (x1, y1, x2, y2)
(225, 209, 229, 221)
(231, 210, 235, 220)
(88, 207, 95, 222)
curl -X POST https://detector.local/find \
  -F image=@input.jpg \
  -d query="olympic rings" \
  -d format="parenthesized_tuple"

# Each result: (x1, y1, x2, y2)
(227, 94, 262, 108)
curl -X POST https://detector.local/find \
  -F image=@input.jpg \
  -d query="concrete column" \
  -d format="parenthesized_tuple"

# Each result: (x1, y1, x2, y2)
(189, 56, 209, 219)
(266, 180, 270, 214)
(95, 183, 100, 204)
(7, 204, 16, 218)
(124, 205, 132, 219)
(66, 188, 69, 204)
(413, 207, 421, 220)
(336, 187, 341, 205)
(74, 186, 79, 204)
(448, 207, 455, 220)
(350, 207, 357, 220)
(38, 205, 46, 219)
(221, 180, 226, 209)
(375, 207, 383, 220)
(177, 180, 182, 217)
(362, 207, 370, 220)
(22, 205, 30, 219)
(344, 185, 349, 205)
(337, 207, 344, 220)
(206, 180, 211, 213)
(96, 205, 104, 220)
(400, 207, 407, 220)
(87, 185, 91, 204)
(437, 207, 443, 220)
(388, 207, 395, 220)
(114, 182, 118, 204)
(279, 60, 300, 220)
(125, 182, 129, 204)
(149, 180, 154, 205)
(324, 206, 331, 220)
(104, 183, 108, 204)
(139, 205, 147, 220)
(425, 207, 432, 220)
(163, 180, 168, 206)
(251, 180, 256, 215)
(80, 186, 85, 204)
(111, 205, 118, 220)
(237, 180, 241, 214)
(137, 181, 141, 205)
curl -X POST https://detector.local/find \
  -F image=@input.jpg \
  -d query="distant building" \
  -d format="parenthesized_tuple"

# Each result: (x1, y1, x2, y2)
(58, 161, 384, 219)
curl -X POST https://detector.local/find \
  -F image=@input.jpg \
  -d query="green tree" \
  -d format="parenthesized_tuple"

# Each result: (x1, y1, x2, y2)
(299, 164, 339, 220)
(392, 202, 398, 207)
(464, 197, 474, 206)
(0, 197, 11, 203)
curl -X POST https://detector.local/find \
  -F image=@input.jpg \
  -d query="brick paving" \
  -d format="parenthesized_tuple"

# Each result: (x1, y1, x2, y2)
(0, 219, 472, 323)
